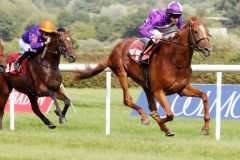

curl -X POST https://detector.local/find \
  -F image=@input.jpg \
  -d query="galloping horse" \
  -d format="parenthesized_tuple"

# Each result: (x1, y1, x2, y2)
(0, 29, 76, 129)
(75, 17, 212, 136)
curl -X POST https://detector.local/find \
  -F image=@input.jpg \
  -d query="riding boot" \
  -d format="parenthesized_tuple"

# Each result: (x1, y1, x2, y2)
(14, 51, 32, 72)
(0, 64, 5, 73)
(139, 38, 153, 65)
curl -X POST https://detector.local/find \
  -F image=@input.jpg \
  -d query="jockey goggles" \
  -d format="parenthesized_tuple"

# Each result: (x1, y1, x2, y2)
(170, 13, 182, 19)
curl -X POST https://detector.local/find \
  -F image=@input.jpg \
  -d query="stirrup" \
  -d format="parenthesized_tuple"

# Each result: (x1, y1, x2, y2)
(0, 65, 5, 73)
(140, 59, 149, 65)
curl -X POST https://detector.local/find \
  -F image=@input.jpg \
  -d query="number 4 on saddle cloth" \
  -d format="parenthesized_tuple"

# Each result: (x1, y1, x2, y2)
(128, 39, 155, 64)
(129, 39, 157, 64)
(128, 39, 156, 88)
(5, 53, 28, 75)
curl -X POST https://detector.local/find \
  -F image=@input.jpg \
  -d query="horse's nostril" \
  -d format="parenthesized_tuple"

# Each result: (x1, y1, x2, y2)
(72, 56, 76, 60)
(204, 47, 212, 53)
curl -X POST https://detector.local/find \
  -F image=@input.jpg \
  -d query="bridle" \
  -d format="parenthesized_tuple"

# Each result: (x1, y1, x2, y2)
(41, 33, 75, 62)
(159, 22, 210, 52)
(188, 23, 210, 52)
(38, 33, 75, 68)
(158, 22, 210, 68)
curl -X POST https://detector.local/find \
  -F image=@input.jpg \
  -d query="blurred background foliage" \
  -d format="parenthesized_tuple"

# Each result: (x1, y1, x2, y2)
(1, 0, 240, 87)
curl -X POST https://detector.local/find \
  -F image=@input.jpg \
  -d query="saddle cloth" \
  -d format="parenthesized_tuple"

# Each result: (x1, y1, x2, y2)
(5, 53, 27, 75)
(128, 40, 152, 64)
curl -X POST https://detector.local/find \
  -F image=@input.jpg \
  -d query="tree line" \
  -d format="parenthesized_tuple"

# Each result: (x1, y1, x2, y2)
(0, 0, 239, 53)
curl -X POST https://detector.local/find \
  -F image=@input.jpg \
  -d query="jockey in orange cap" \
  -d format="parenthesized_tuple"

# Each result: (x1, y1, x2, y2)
(14, 20, 56, 72)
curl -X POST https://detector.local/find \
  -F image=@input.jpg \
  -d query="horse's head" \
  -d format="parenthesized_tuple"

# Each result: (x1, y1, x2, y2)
(49, 28, 76, 63)
(187, 17, 212, 57)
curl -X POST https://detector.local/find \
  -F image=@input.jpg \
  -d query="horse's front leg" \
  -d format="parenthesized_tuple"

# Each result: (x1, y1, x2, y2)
(180, 84, 210, 135)
(153, 89, 174, 123)
(28, 95, 56, 129)
(56, 87, 71, 117)
(49, 90, 67, 124)
(144, 89, 174, 136)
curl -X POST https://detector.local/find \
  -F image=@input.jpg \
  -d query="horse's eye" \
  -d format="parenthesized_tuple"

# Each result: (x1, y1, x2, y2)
(193, 31, 198, 35)
(59, 40, 64, 44)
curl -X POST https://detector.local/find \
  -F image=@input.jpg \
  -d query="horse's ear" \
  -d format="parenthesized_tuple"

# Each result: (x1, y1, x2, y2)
(52, 31, 60, 36)
(66, 26, 72, 34)
(188, 18, 194, 25)
(57, 27, 66, 32)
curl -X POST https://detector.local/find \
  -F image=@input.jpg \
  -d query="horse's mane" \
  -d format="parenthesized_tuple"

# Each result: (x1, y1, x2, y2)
(165, 16, 202, 41)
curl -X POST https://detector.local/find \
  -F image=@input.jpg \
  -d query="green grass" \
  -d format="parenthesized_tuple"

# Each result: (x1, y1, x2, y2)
(0, 88, 240, 160)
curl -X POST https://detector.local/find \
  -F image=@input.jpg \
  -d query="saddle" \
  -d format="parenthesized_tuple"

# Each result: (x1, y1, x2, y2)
(5, 53, 28, 75)
(128, 40, 158, 88)
(128, 40, 155, 64)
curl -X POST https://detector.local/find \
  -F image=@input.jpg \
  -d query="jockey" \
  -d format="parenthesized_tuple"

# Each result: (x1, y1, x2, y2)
(139, 1, 185, 64)
(14, 20, 56, 71)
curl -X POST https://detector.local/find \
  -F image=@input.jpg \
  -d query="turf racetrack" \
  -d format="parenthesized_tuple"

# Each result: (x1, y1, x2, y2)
(0, 88, 240, 160)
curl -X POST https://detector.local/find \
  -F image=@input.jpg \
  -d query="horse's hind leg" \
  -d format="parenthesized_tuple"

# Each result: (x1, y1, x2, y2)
(144, 89, 174, 136)
(28, 95, 56, 129)
(116, 69, 149, 125)
(49, 90, 67, 124)
(180, 84, 210, 135)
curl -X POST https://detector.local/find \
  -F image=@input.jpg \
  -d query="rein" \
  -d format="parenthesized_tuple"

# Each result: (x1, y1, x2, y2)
(37, 39, 60, 69)
(38, 37, 67, 68)
(158, 24, 209, 51)
(155, 23, 210, 68)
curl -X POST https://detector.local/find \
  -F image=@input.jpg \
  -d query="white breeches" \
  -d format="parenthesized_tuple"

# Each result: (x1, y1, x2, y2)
(19, 39, 36, 54)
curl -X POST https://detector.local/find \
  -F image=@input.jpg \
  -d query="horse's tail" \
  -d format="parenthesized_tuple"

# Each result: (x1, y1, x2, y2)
(74, 58, 109, 81)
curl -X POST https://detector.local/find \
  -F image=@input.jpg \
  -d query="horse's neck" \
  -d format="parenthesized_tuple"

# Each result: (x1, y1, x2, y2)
(34, 47, 61, 69)
(169, 28, 193, 66)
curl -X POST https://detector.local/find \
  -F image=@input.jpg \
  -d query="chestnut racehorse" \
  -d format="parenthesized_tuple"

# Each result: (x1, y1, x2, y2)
(75, 17, 212, 136)
(0, 29, 76, 129)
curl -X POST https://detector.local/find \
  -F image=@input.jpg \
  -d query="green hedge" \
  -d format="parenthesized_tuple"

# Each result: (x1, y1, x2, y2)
(62, 53, 240, 88)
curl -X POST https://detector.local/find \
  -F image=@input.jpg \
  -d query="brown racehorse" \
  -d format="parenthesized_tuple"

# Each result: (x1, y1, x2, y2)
(0, 29, 76, 129)
(75, 17, 212, 136)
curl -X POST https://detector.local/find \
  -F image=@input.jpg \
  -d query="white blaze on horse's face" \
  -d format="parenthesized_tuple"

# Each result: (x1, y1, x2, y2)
(199, 25, 207, 38)
(66, 37, 71, 41)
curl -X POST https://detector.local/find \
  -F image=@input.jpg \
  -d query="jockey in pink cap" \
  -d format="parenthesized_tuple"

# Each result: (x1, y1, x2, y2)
(139, 1, 184, 64)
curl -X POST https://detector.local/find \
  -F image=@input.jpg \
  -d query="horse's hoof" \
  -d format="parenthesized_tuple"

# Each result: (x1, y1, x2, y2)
(48, 123, 56, 129)
(165, 130, 175, 137)
(202, 128, 209, 135)
(141, 118, 149, 125)
(59, 117, 67, 124)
